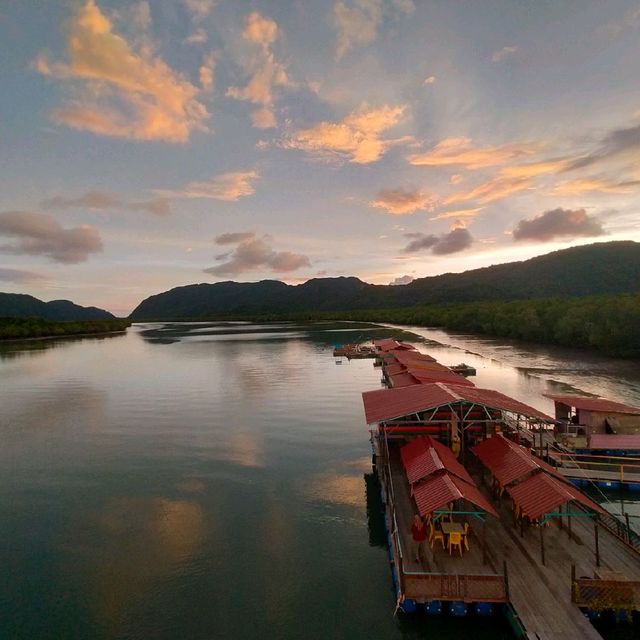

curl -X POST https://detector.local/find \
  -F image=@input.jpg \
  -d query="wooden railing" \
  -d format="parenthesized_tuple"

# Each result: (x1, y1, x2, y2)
(550, 452, 640, 483)
(572, 577, 640, 611)
(402, 572, 507, 603)
(596, 509, 640, 555)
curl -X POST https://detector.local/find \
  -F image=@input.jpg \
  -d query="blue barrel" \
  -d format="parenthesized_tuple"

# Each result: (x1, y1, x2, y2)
(450, 601, 468, 617)
(400, 599, 417, 613)
(474, 602, 493, 616)
(423, 600, 443, 615)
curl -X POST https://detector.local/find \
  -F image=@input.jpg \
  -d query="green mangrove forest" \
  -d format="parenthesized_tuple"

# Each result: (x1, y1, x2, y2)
(0, 317, 132, 340)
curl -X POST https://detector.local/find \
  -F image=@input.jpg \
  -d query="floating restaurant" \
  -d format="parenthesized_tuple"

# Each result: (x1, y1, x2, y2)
(357, 338, 640, 638)
(545, 394, 640, 490)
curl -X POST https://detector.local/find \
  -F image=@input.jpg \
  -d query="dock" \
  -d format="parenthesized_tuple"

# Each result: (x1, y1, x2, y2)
(359, 337, 640, 638)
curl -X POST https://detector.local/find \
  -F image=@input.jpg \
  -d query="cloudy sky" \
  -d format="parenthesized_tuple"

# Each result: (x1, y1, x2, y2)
(1, 0, 639, 315)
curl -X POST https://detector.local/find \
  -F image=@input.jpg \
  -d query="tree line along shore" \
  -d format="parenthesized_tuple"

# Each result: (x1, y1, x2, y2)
(192, 293, 639, 359)
(2, 292, 639, 358)
(0, 317, 132, 340)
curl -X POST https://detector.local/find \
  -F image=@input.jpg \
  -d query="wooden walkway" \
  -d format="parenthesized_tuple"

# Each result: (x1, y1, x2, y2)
(556, 466, 640, 485)
(386, 449, 640, 639)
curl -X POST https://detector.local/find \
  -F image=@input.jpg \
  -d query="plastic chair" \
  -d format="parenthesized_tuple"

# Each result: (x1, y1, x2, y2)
(448, 532, 464, 556)
(429, 522, 445, 549)
(462, 522, 470, 551)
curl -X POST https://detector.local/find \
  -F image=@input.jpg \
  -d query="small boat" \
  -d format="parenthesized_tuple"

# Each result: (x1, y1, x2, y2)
(449, 363, 476, 376)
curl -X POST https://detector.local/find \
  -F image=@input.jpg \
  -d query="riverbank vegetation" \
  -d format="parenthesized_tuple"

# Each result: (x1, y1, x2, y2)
(327, 294, 640, 358)
(0, 317, 131, 340)
(215, 293, 640, 358)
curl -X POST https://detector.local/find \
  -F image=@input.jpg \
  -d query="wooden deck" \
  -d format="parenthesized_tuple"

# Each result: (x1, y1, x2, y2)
(385, 446, 640, 639)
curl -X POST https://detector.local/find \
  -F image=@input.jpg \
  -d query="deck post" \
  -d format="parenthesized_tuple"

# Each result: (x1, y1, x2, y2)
(594, 517, 600, 568)
(567, 509, 572, 539)
(539, 523, 545, 566)
(558, 503, 563, 531)
(625, 512, 632, 543)
(482, 519, 487, 565)
(503, 560, 510, 600)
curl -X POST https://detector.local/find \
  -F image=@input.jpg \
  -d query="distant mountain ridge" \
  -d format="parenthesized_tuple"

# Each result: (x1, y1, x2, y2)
(0, 293, 115, 321)
(130, 241, 640, 320)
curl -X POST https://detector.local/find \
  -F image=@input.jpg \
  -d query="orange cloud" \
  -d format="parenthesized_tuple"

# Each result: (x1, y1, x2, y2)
(285, 104, 406, 164)
(35, 0, 208, 142)
(550, 177, 639, 196)
(430, 207, 483, 220)
(226, 12, 289, 128)
(199, 51, 216, 92)
(500, 158, 568, 178)
(179, 170, 260, 201)
(370, 187, 435, 214)
(407, 137, 535, 169)
(444, 175, 533, 205)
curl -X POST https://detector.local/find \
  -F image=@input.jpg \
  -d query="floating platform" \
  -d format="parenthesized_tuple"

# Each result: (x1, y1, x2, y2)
(377, 444, 640, 638)
(359, 338, 640, 638)
(333, 344, 377, 359)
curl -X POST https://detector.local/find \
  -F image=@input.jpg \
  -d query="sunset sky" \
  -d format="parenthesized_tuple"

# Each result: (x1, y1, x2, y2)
(1, 0, 639, 315)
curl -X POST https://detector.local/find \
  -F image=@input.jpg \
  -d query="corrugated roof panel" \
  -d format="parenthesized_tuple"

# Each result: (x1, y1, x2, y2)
(413, 474, 498, 517)
(389, 372, 421, 388)
(472, 435, 567, 487)
(393, 350, 437, 365)
(401, 438, 443, 484)
(472, 436, 540, 487)
(507, 473, 606, 520)
(545, 394, 640, 415)
(456, 386, 554, 422)
(589, 434, 640, 450)
(408, 368, 476, 387)
(400, 436, 473, 485)
(362, 383, 456, 424)
(362, 383, 554, 425)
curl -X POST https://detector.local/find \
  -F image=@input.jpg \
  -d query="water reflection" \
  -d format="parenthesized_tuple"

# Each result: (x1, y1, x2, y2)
(302, 472, 366, 508)
(364, 472, 386, 548)
(0, 331, 126, 361)
(3, 320, 638, 640)
(1, 381, 107, 432)
(64, 496, 205, 634)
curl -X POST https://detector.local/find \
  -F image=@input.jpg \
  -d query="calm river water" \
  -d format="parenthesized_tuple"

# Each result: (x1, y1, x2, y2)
(1, 321, 638, 639)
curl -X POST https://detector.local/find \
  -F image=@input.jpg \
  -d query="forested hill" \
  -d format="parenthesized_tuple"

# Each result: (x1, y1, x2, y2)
(0, 293, 114, 321)
(130, 241, 640, 320)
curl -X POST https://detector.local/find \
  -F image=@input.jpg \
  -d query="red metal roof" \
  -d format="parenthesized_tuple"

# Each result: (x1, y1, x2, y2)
(408, 367, 476, 387)
(384, 363, 406, 376)
(472, 435, 564, 487)
(413, 473, 498, 518)
(374, 339, 417, 352)
(506, 472, 606, 520)
(362, 383, 554, 424)
(392, 350, 436, 365)
(589, 434, 640, 450)
(389, 372, 421, 388)
(400, 436, 473, 485)
(545, 394, 640, 416)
